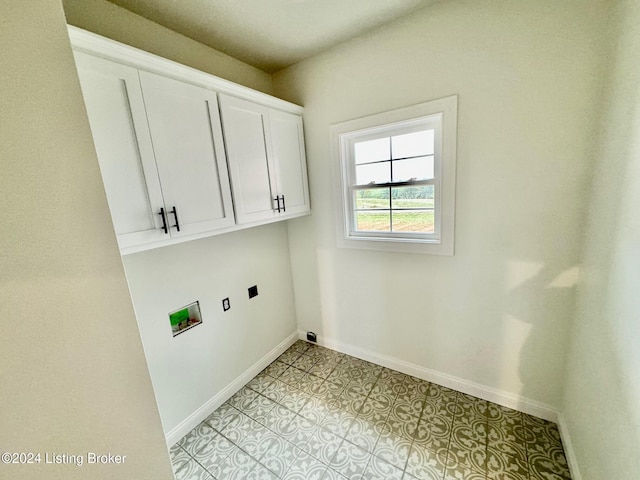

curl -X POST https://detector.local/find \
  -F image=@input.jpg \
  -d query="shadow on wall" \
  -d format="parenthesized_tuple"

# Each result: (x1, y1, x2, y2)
(308, 237, 582, 413)
(503, 259, 580, 410)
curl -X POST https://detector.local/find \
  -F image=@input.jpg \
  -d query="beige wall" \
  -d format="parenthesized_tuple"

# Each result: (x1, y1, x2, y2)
(62, 0, 273, 94)
(0, 0, 174, 478)
(562, 0, 640, 477)
(273, 0, 610, 410)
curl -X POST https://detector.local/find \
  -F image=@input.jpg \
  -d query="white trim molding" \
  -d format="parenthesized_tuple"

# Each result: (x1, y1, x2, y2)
(331, 95, 457, 256)
(165, 331, 298, 446)
(556, 413, 583, 480)
(298, 330, 558, 422)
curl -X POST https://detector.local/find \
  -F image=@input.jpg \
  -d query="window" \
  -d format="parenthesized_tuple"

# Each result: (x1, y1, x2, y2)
(332, 96, 457, 255)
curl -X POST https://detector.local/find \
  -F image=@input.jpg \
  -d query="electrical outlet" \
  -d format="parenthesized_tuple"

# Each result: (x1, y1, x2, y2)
(222, 297, 230, 311)
(248, 285, 258, 299)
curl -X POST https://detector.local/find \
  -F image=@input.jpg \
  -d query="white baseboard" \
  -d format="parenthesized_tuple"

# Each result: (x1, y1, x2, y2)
(165, 331, 298, 446)
(299, 330, 559, 422)
(556, 413, 582, 480)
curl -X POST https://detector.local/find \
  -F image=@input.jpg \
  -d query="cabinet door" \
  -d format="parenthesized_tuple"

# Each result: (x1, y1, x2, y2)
(219, 95, 278, 224)
(73, 52, 167, 248)
(139, 71, 235, 238)
(269, 109, 310, 217)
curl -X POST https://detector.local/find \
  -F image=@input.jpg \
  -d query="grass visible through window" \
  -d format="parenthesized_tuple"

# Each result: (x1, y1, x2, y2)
(354, 186, 435, 233)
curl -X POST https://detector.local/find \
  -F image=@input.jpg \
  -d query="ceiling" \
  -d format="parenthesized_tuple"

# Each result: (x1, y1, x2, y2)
(107, 0, 437, 73)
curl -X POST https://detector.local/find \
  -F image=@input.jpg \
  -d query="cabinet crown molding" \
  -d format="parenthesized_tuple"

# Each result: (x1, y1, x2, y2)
(67, 25, 304, 115)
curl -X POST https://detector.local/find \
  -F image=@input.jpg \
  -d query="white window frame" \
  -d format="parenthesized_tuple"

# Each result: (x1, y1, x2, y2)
(331, 95, 457, 255)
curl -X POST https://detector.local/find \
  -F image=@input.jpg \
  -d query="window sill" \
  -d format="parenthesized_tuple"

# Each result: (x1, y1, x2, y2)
(337, 234, 454, 255)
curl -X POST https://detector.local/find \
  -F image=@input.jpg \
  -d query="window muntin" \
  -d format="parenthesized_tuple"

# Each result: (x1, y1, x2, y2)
(344, 117, 442, 239)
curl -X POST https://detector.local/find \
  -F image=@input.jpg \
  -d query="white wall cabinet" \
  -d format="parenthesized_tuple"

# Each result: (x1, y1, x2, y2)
(73, 52, 168, 249)
(74, 53, 234, 251)
(70, 26, 309, 254)
(138, 71, 235, 238)
(219, 94, 310, 225)
(269, 108, 311, 218)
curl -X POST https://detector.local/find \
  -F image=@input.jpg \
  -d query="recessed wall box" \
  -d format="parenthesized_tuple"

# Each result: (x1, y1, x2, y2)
(169, 301, 202, 337)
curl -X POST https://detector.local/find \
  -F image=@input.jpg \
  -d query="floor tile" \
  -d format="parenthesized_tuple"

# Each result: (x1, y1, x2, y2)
(528, 448, 572, 480)
(292, 353, 317, 372)
(216, 446, 258, 480)
(455, 392, 488, 418)
(169, 444, 191, 472)
(447, 434, 487, 472)
(280, 365, 307, 388)
(219, 412, 258, 444)
(237, 422, 278, 457)
(362, 454, 404, 480)
(373, 425, 412, 470)
(284, 450, 329, 480)
(264, 360, 289, 378)
(331, 388, 366, 417)
(451, 416, 487, 445)
(192, 433, 235, 477)
(362, 391, 394, 416)
(174, 458, 214, 480)
(384, 407, 419, 440)
(486, 447, 529, 480)
(278, 348, 305, 366)
(299, 394, 332, 424)
(178, 422, 217, 456)
(425, 383, 457, 405)
(303, 427, 344, 464)
(309, 360, 339, 379)
(279, 413, 318, 444)
(247, 462, 280, 480)
(443, 464, 486, 480)
(345, 416, 382, 453)
(171, 342, 573, 480)
(243, 393, 278, 424)
(263, 379, 291, 404)
(205, 402, 240, 432)
(258, 437, 301, 477)
(297, 373, 327, 395)
(228, 385, 259, 412)
(330, 441, 371, 480)
(263, 404, 297, 435)
(321, 467, 348, 480)
(487, 402, 522, 425)
(317, 379, 346, 397)
(405, 442, 447, 480)
(246, 371, 275, 394)
(413, 418, 451, 453)
(369, 380, 398, 398)
(322, 408, 358, 438)
(391, 396, 424, 420)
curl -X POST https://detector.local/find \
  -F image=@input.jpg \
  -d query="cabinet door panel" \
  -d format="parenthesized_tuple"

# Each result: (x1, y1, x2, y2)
(139, 71, 235, 237)
(74, 52, 166, 248)
(270, 109, 310, 217)
(219, 95, 277, 224)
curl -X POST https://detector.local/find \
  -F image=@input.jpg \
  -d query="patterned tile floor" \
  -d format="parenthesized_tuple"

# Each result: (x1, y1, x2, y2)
(170, 340, 571, 480)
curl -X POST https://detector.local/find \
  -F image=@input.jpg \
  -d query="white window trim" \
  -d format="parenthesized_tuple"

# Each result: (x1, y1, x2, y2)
(331, 95, 457, 255)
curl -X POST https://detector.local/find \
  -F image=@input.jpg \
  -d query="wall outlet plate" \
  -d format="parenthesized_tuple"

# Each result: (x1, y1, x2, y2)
(248, 285, 258, 299)
(222, 297, 230, 311)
